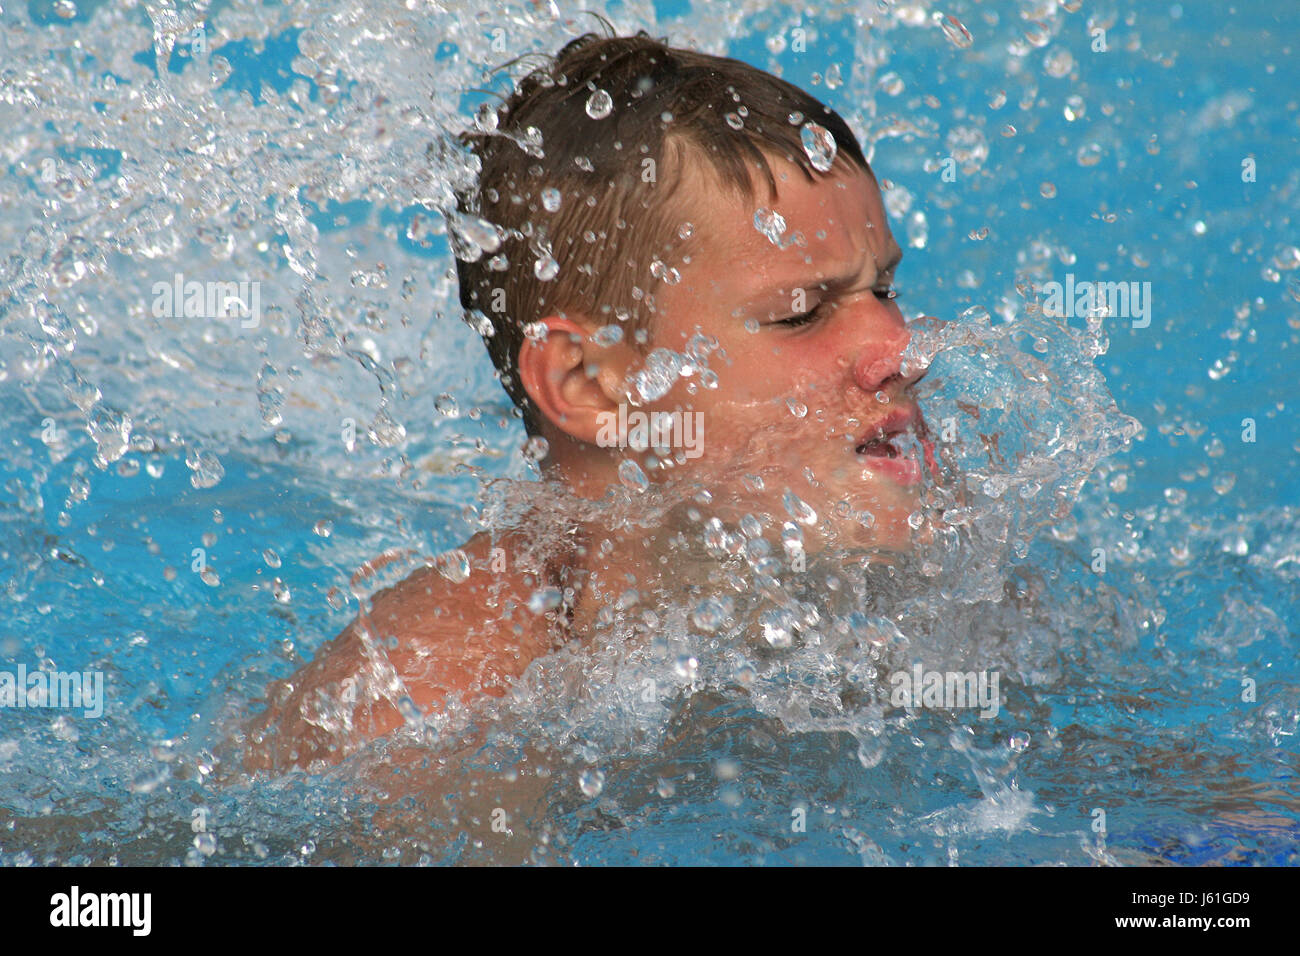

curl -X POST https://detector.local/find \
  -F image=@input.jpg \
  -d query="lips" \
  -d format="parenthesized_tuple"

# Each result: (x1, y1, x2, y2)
(856, 409, 917, 456)
(854, 407, 937, 486)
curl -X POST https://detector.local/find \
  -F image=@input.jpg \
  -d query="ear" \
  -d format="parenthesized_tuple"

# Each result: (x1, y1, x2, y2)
(516, 314, 632, 445)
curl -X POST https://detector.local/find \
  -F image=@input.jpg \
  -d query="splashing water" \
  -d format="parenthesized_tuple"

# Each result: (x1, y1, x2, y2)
(800, 121, 838, 172)
(1, 0, 1297, 867)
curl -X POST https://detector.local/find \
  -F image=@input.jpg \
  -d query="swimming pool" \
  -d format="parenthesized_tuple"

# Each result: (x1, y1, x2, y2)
(1, 0, 1296, 866)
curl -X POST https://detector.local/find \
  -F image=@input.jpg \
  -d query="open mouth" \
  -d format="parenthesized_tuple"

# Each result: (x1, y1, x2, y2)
(854, 409, 935, 485)
(855, 409, 927, 456)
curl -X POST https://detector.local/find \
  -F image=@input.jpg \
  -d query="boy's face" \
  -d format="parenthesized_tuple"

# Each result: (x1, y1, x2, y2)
(640, 155, 934, 552)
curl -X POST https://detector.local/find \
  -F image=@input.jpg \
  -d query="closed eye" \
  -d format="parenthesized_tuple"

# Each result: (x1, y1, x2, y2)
(775, 302, 829, 328)
(775, 284, 899, 328)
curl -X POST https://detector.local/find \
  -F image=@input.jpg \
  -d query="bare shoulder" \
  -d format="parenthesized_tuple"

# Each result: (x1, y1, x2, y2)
(243, 532, 560, 772)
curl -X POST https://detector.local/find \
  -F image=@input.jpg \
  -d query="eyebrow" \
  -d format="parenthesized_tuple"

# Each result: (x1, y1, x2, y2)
(749, 245, 905, 307)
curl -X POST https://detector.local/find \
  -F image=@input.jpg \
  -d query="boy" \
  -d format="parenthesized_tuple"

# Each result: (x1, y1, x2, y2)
(244, 29, 934, 772)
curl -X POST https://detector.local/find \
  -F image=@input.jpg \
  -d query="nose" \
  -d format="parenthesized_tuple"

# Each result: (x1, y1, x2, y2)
(852, 326, 913, 394)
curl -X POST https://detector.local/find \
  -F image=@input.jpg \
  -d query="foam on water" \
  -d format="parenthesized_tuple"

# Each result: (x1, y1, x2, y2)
(2, 0, 1297, 865)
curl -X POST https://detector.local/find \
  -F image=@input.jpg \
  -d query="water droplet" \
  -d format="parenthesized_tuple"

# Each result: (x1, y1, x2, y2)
(1076, 143, 1103, 167)
(946, 125, 988, 171)
(87, 404, 132, 467)
(1040, 181, 1057, 199)
(703, 517, 729, 554)
(856, 736, 885, 769)
(464, 309, 495, 338)
(674, 654, 700, 679)
(1044, 47, 1074, 77)
(692, 596, 732, 631)
(593, 324, 623, 346)
(313, 519, 333, 538)
(724, 112, 744, 130)
(272, 578, 291, 604)
(781, 521, 805, 554)
(475, 102, 499, 132)
(782, 490, 818, 525)
(800, 122, 837, 172)
(938, 14, 974, 49)
(521, 436, 549, 463)
(434, 548, 471, 583)
(1009, 731, 1031, 752)
(435, 392, 459, 417)
(185, 448, 224, 489)
(650, 259, 681, 284)
(1023, 22, 1051, 48)
(1271, 245, 1300, 271)
(633, 348, 686, 402)
(534, 254, 559, 281)
(263, 548, 281, 569)
(760, 612, 794, 649)
(618, 458, 650, 492)
(528, 587, 563, 614)
(786, 398, 808, 418)
(585, 89, 613, 120)
(578, 769, 606, 797)
(753, 207, 788, 247)
(906, 210, 929, 249)
(678, 221, 694, 240)
(540, 187, 562, 212)
(449, 214, 501, 262)
(878, 72, 904, 96)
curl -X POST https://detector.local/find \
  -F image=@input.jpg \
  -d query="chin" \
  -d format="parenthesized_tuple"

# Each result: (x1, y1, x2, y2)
(826, 493, 920, 556)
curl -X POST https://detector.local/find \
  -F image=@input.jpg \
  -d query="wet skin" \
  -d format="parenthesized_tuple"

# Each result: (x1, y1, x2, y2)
(522, 153, 934, 551)
(245, 153, 934, 771)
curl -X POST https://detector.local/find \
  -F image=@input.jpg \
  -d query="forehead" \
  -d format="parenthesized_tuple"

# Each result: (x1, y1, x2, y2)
(676, 155, 898, 294)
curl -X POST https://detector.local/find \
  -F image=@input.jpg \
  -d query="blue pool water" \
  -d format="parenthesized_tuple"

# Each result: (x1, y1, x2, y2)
(0, 0, 1297, 865)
